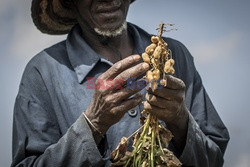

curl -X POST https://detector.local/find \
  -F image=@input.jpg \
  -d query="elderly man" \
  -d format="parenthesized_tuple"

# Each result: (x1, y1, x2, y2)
(11, 0, 229, 166)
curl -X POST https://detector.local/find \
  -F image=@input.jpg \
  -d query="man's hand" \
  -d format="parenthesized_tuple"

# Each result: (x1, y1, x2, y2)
(85, 55, 149, 140)
(144, 75, 188, 124)
(144, 75, 189, 152)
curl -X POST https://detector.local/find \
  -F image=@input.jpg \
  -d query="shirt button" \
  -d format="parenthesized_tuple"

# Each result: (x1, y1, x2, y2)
(128, 109, 137, 117)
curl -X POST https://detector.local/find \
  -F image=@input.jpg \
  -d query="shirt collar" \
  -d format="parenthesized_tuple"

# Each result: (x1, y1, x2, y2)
(128, 23, 151, 56)
(66, 25, 100, 83)
(66, 23, 151, 84)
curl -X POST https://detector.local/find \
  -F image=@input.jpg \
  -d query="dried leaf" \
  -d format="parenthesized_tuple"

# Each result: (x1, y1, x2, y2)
(133, 132, 140, 148)
(162, 148, 182, 167)
(160, 127, 173, 147)
(111, 137, 128, 162)
(140, 116, 146, 125)
(141, 110, 148, 115)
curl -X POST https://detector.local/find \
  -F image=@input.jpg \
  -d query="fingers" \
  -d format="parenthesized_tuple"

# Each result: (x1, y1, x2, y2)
(145, 93, 169, 108)
(144, 100, 185, 125)
(105, 83, 145, 105)
(146, 75, 185, 101)
(111, 93, 143, 117)
(99, 55, 141, 80)
(114, 62, 150, 85)
(147, 87, 184, 102)
(145, 92, 180, 109)
(164, 75, 186, 90)
(143, 101, 167, 119)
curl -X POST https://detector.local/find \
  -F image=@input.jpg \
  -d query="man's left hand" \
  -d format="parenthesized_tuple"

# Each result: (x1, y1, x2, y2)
(144, 75, 188, 124)
(144, 75, 189, 152)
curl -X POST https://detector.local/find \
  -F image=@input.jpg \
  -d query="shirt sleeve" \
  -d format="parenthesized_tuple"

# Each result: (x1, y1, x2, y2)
(11, 58, 105, 167)
(12, 96, 104, 167)
(179, 70, 230, 167)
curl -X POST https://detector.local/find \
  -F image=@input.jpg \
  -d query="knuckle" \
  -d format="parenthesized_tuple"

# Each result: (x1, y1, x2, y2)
(127, 55, 135, 64)
(110, 109, 119, 117)
(98, 88, 106, 94)
(179, 80, 186, 90)
(111, 96, 119, 104)
(176, 95, 184, 103)
(138, 63, 147, 73)
(106, 95, 120, 106)
(112, 62, 122, 73)
(103, 98, 109, 104)
(103, 96, 111, 104)
(109, 100, 116, 107)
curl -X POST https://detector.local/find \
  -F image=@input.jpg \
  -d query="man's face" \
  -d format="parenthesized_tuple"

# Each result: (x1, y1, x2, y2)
(74, 0, 131, 37)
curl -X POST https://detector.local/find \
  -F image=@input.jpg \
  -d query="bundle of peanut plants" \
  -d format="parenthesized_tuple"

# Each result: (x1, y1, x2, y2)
(111, 23, 182, 167)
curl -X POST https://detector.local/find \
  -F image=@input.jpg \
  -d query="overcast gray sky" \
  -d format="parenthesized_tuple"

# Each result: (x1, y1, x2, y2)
(1, 0, 250, 166)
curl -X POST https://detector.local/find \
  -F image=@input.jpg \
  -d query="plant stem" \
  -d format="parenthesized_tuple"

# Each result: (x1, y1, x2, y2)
(124, 115, 151, 167)
(151, 130, 154, 167)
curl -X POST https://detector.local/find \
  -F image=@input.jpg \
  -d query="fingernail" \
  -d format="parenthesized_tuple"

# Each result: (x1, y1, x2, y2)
(133, 55, 141, 61)
(142, 63, 150, 70)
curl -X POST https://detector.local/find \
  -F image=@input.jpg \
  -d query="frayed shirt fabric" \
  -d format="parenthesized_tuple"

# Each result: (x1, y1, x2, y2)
(12, 23, 229, 167)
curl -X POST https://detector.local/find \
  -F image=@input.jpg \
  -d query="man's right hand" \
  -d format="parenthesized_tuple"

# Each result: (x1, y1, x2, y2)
(84, 55, 149, 139)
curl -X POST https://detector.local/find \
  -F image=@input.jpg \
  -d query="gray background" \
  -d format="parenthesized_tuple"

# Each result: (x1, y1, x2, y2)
(1, 0, 250, 166)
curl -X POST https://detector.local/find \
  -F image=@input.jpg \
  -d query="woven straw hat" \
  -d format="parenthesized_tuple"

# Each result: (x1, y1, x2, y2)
(31, 0, 135, 35)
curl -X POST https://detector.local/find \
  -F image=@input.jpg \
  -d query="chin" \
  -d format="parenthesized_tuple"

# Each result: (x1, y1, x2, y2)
(94, 21, 127, 37)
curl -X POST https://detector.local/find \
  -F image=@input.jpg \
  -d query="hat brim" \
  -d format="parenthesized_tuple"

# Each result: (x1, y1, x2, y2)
(31, 0, 135, 35)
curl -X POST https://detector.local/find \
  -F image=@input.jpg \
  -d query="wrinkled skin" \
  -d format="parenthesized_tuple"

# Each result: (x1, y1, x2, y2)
(144, 75, 187, 123)
(85, 55, 149, 140)
(71, 0, 189, 151)
(72, 0, 131, 33)
(71, 0, 134, 63)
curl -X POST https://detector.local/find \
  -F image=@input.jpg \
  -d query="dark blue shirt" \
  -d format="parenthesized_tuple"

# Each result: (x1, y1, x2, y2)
(12, 23, 229, 167)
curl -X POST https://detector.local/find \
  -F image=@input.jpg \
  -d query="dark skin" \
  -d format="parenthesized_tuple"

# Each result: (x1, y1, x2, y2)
(70, 0, 133, 62)
(70, 0, 189, 153)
